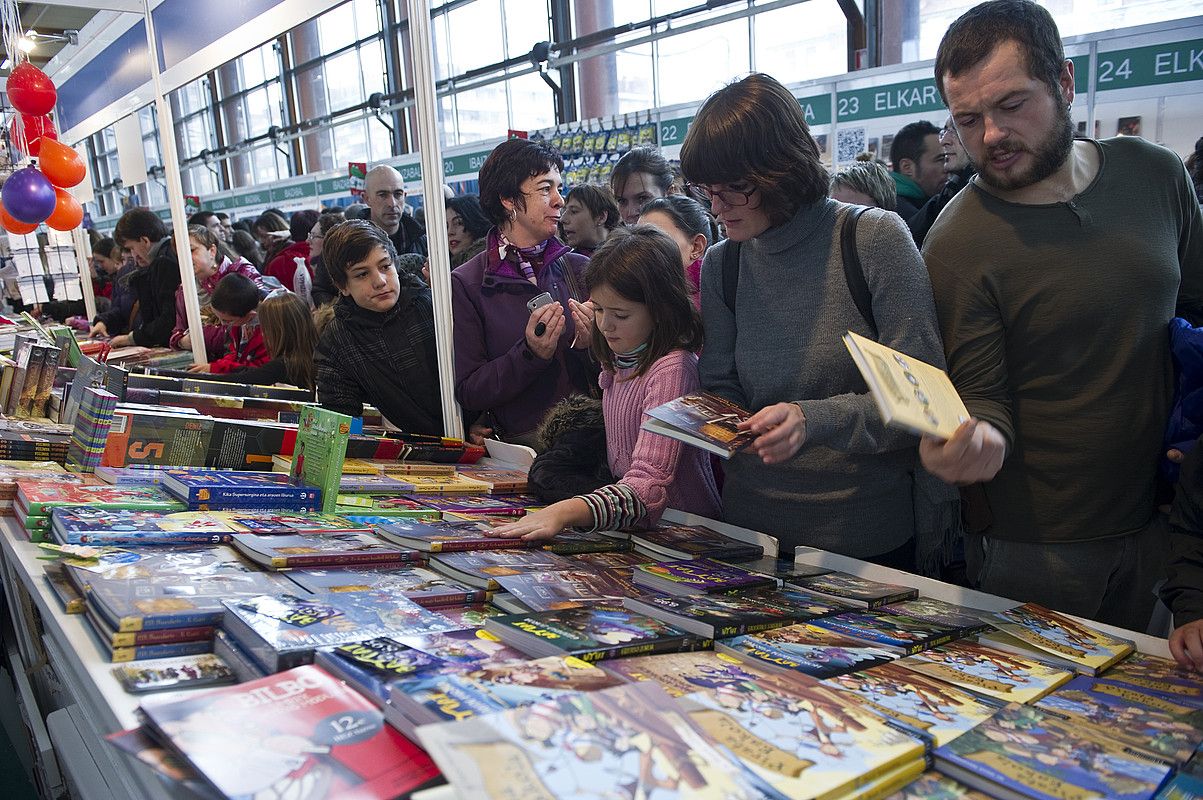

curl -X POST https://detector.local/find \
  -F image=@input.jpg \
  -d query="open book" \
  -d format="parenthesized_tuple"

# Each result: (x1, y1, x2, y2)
(640, 391, 757, 458)
(843, 331, 969, 439)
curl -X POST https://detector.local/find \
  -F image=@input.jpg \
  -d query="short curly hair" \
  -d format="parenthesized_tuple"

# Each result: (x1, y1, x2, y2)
(478, 138, 564, 228)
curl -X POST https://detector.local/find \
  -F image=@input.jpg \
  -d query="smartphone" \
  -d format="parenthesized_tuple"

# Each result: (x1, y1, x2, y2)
(526, 291, 555, 312)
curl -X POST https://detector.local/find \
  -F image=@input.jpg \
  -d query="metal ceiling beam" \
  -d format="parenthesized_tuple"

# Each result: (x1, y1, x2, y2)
(22, 0, 143, 13)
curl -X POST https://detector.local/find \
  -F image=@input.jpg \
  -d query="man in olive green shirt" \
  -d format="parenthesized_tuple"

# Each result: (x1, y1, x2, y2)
(920, 0, 1203, 631)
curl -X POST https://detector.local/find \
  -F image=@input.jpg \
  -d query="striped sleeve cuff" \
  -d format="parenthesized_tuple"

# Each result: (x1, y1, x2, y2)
(575, 483, 648, 533)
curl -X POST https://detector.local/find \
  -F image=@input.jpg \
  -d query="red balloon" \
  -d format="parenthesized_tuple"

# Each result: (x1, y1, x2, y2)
(45, 187, 82, 231)
(0, 200, 38, 235)
(9, 113, 57, 156)
(38, 137, 86, 188)
(6, 63, 57, 116)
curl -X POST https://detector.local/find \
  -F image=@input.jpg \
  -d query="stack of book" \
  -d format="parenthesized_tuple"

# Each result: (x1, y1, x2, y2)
(47, 508, 371, 546)
(285, 564, 489, 608)
(230, 531, 422, 570)
(0, 418, 72, 463)
(64, 386, 118, 473)
(626, 522, 765, 562)
(0, 460, 75, 512)
(160, 469, 321, 511)
(15, 483, 185, 542)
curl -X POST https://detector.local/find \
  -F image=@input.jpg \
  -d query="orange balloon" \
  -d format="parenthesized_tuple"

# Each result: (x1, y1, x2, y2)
(45, 188, 83, 231)
(37, 138, 86, 188)
(0, 200, 38, 234)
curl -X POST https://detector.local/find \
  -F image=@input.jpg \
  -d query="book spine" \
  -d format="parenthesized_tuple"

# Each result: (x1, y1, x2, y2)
(108, 639, 213, 663)
(278, 551, 408, 568)
(108, 624, 216, 647)
(114, 610, 224, 633)
(417, 590, 490, 608)
(865, 591, 919, 610)
(579, 634, 710, 663)
(63, 532, 232, 545)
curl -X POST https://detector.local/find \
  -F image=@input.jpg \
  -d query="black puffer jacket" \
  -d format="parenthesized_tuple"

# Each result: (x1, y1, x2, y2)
(528, 395, 613, 503)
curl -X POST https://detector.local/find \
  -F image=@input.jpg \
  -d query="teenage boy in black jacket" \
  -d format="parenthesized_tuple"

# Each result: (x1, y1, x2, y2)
(98, 208, 181, 348)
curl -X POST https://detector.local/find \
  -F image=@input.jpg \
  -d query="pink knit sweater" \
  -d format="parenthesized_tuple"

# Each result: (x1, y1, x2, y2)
(600, 348, 721, 525)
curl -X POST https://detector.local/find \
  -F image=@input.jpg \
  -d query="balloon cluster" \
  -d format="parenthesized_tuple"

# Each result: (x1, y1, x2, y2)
(1, 62, 85, 234)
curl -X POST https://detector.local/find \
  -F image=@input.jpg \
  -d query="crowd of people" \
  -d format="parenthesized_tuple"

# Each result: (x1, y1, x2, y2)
(81, 0, 1203, 668)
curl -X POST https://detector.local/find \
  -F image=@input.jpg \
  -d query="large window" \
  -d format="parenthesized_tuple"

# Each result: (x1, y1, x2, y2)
(169, 77, 222, 196)
(218, 42, 289, 187)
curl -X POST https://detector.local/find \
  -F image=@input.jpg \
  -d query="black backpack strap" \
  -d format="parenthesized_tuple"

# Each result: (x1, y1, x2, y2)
(721, 239, 741, 314)
(840, 205, 878, 340)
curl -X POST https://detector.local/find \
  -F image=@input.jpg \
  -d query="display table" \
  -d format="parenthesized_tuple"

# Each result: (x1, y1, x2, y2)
(0, 511, 1173, 800)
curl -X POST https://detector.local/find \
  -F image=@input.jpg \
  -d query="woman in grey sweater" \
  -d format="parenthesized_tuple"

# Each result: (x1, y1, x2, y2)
(679, 73, 948, 568)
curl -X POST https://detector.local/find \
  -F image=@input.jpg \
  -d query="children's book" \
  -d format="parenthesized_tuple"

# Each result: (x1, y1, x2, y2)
(484, 603, 708, 663)
(313, 636, 456, 706)
(981, 603, 1135, 675)
(676, 672, 927, 799)
(288, 406, 351, 513)
(717, 623, 897, 680)
(1098, 653, 1203, 710)
(404, 493, 528, 516)
(284, 565, 488, 608)
(623, 587, 848, 639)
(1034, 675, 1203, 765)
(162, 469, 322, 510)
(434, 605, 507, 629)
(641, 392, 758, 458)
(85, 604, 214, 648)
(110, 653, 235, 693)
(494, 568, 644, 612)
(222, 591, 459, 672)
(388, 655, 626, 735)
(335, 494, 441, 519)
(201, 510, 371, 536)
(403, 473, 492, 494)
(844, 330, 970, 439)
(1157, 772, 1203, 799)
(881, 597, 992, 635)
(787, 571, 918, 609)
(884, 771, 997, 799)
(394, 627, 527, 668)
(454, 466, 528, 493)
(541, 529, 634, 555)
(139, 664, 442, 800)
(809, 609, 972, 655)
(338, 474, 414, 494)
(416, 682, 775, 800)
(104, 636, 214, 663)
(429, 549, 577, 590)
(376, 517, 535, 552)
(230, 532, 420, 570)
(212, 628, 267, 684)
(71, 545, 295, 632)
(600, 649, 788, 696)
(933, 702, 1173, 800)
(822, 662, 1002, 749)
(897, 639, 1074, 704)
(628, 522, 764, 562)
(559, 550, 652, 570)
(632, 557, 781, 595)
(50, 507, 235, 545)
(16, 483, 185, 518)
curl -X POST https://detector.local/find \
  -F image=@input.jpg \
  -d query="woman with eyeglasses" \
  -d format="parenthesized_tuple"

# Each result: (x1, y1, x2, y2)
(307, 210, 346, 307)
(451, 137, 597, 450)
(679, 73, 950, 573)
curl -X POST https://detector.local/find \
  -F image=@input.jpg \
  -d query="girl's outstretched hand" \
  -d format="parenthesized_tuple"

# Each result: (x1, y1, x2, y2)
(486, 506, 568, 541)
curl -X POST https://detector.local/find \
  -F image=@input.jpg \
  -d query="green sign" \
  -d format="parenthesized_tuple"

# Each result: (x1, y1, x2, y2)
(1096, 39, 1203, 91)
(270, 182, 315, 204)
(443, 149, 493, 177)
(837, 78, 942, 122)
(798, 93, 833, 126)
(208, 195, 235, 211)
(316, 175, 351, 195)
(658, 116, 693, 147)
(1071, 55, 1089, 94)
(397, 163, 422, 183)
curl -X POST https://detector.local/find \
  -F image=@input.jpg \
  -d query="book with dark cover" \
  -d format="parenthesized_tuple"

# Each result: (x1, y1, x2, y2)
(676, 671, 926, 799)
(102, 409, 215, 468)
(810, 609, 972, 655)
(43, 562, 85, 613)
(1034, 675, 1203, 765)
(736, 555, 833, 581)
(71, 545, 295, 632)
(641, 391, 757, 458)
(897, 640, 1074, 704)
(933, 702, 1173, 800)
(632, 557, 780, 595)
(882, 597, 992, 635)
(51, 507, 233, 545)
(376, 516, 535, 553)
(139, 665, 442, 800)
(285, 565, 488, 608)
(717, 623, 897, 679)
(178, 375, 312, 401)
(787, 571, 919, 608)
(32, 343, 62, 418)
(823, 661, 1002, 749)
(483, 603, 707, 662)
(542, 529, 634, 555)
(628, 521, 764, 562)
(494, 568, 645, 612)
(623, 587, 846, 638)
(85, 605, 214, 648)
(110, 653, 234, 693)
(204, 419, 292, 471)
(14, 342, 48, 418)
(230, 532, 420, 570)
(313, 636, 454, 706)
(429, 549, 577, 590)
(4, 333, 37, 416)
(982, 602, 1135, 675)
(222, 591, 458, 672)
(560, 550, 653, 570)
(1099, 653, 1203, 710)
(212, 628, 267, 683)
(162, 469, 321, 509)
(1156, 772, 1203, 799)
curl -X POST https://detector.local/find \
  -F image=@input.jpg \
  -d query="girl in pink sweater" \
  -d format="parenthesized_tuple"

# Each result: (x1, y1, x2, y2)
(489, 226, 721, 542)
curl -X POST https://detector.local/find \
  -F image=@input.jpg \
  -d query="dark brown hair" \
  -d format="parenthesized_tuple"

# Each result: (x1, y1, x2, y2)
(113, 207, 167, 246)
(478, 138, 565, 227)
(610, 147, 673, 199)
(258, 292, 318, 390)
(564, 184, 621, 231)
(934, 0, 1066, 106)
(585, 225, 702, 378)
(186, 224, 239, 265)
(321, 219, 398, 289)
(679, 73, 828, 226)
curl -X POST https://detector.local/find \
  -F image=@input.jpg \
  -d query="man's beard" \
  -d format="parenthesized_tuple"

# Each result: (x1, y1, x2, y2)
(975, 98, 1074, 192)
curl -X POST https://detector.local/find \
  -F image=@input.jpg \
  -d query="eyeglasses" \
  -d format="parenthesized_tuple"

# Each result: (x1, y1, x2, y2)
(308, 232, 323, 241)
(685, 183, 758, 207)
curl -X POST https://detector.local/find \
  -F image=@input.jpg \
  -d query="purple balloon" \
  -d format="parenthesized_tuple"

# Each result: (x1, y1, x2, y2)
(2, 166, 56, 224)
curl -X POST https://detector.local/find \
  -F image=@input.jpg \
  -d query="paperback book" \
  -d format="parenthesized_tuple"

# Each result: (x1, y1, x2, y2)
(881, 598, 992, 635)
(85, 604, 214, 648)
(403, 493, 528, 516)
(454, 466, 528, 493)
(717, 623, 897, 680)
(484, 603, 708, 663)
(787, 571, 919, 609)
(737, 556, 832, 581)
(494, 568, 645, 612)
(933, 702, 1173, 800)
(138, 665, 442, 800)
(600, 649, 786, 696)
(559, 550, 653, 570)
(335, 494, 441, 519)
(338, 474, 414, 494)
(313, 636, 455, 706)
(809, 609, 972, 655)
(541, 529, 634, 555)
(230, 532, 421, 570)
(822, 661, 1002, 748)
(376, 517, 535, 553)
(631, 557, 780, 596)
(897, 640, 1074, 704)
(622, 589, 844, 639)
(50, 507, 235, 546)
(162, 469, 321, 511)
(429, 549, 577, 590)
(43, 562, 85, 613)
(222, 591, 459, 671)
(627, 522, 764, 562)
(641, 392, 757, 458)
(885, 772, 998, 799)
(404, 473, 492, 494)
(284, 565, 492, 609)
(110, 653, 235, 693)
(16, 483, 185, 518)
(982, 602, 1135, 675)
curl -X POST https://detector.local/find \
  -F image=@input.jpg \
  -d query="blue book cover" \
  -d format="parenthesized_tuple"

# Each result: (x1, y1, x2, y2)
(285, 565, 488, 608)
(51, 507, 235, 545)
(314, 637, 452, 705)
(106, 638, 213, 663)
(162, 469, 321, 507)
(717, 623, 896, 679)
(1097, 653, 1203, 711)
(810, 609, 967, 655)
(222, 591, 460, 672)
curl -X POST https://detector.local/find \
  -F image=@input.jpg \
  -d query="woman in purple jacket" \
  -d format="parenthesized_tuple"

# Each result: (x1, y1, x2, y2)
(451, 138, 597, 450)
